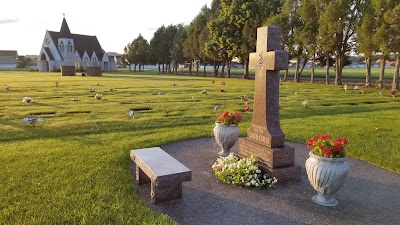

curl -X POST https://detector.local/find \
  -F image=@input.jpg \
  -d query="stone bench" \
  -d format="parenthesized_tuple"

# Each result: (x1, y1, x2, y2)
(130, 147, 192, 204)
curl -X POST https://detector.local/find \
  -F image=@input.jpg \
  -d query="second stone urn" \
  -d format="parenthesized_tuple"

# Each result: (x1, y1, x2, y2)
(305, 151, 349, 206)
(213, 123, 239, 157)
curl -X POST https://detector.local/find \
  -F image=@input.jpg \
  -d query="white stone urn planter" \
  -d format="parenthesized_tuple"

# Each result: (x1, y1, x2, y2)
(305, 151, 349, 206)
(213, 123, 239, 157)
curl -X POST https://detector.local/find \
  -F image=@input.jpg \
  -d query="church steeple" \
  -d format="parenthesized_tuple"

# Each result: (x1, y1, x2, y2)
(60, 15, 71, 37)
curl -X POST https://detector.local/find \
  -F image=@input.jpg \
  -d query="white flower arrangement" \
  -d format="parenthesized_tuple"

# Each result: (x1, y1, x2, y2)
(212, 153, 277, 188)
(23, 117, 43, 126)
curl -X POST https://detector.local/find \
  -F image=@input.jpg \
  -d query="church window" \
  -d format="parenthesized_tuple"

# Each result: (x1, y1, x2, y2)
(68, 41, 72, 52)
(75, 56, 81, 69)
(92, 56, 98, 66)
(84, 56, 90, 67)
(59, 41, 64, 52)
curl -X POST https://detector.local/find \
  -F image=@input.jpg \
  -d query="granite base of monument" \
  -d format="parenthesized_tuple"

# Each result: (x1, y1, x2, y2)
(238, 137, 300, 183)
(61, 66, 76, 76)
(87, 67, 102, 76)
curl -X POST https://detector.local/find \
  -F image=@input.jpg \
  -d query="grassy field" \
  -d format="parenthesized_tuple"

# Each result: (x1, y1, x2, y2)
(0, 69, 399, 224)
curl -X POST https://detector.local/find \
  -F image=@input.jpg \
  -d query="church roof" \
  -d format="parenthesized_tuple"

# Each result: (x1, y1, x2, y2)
(48, 18, 105, 60)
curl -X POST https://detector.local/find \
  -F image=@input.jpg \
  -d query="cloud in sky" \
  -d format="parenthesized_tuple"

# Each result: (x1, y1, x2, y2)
(0, 19, 19, 24)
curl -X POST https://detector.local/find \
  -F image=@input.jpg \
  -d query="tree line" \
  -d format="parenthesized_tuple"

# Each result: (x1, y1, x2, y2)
(122, 0, 400, 89)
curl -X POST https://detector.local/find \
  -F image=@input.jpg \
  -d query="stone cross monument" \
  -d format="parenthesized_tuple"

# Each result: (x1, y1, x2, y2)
(238, 26, 300, 183)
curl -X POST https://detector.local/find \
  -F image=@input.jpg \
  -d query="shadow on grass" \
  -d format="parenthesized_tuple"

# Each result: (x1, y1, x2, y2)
(0, 118, 210, 143)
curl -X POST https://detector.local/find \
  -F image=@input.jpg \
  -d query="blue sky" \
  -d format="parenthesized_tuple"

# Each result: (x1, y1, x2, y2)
(0, 0, 212, 55)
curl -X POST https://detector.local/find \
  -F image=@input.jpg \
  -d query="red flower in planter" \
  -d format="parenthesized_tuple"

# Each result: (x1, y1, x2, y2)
(307, 134, 348, 158)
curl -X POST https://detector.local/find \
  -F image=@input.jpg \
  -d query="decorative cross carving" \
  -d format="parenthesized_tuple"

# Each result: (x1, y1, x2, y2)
(247, 26, 288, 148)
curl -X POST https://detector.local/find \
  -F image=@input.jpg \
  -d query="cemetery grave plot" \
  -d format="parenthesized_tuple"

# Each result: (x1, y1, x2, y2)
(29, 112, 57, 117)
(65, 111, 91, 114)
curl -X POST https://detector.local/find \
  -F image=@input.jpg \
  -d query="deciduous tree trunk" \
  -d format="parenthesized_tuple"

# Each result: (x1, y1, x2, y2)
(294, 58, 300, 82)
(213, 61, 218, 77)
(299, 56, 308, 77)
(227, 59, 231, 78)
(311, 53, 315, 83)
(203, 61, 206, 77)
(283, 68, 288, 81)
(326, 57, 330, 84)
(335, 56, 342, 85)
(365, 57, 371, 87)
(243, 59, 249, 79)
(221, 62, 225, 78)
(378, 56, 386, 89)
(392, 54, 399, 90)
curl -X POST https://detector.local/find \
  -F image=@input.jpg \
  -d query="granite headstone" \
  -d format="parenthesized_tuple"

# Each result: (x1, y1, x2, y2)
(238, 26, 300, 183)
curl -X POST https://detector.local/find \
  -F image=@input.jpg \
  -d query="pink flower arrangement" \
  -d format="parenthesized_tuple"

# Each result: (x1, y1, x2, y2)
(307, 134, 348, 158)
(216, 111, 242, 126)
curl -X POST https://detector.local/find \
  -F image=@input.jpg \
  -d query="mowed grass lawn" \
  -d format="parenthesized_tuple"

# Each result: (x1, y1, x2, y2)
(0, 69, 399, 224)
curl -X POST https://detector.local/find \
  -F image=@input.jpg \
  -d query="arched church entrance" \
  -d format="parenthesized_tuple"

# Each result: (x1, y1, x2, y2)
(40, 53, 49, 72)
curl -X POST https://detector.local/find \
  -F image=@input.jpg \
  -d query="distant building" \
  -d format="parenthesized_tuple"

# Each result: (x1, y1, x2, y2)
(0, 50, 18, 69)
(107, 52, 122, 68)
(27, 61, 38, 69)
(17, 56, 25, 68)
(38, 17, 116, 72)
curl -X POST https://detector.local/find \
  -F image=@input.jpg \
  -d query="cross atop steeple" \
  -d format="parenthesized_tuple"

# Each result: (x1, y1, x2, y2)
(63, 13, 65, 18)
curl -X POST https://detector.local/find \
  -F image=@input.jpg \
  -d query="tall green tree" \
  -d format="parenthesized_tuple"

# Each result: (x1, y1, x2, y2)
(388, 3, 400, 90)
(267, 0, 304, 83)
(124, 34, 150, 72)
(134, 34, 150, 72)
(171, 24, 187, 74)
(205, 0, 223, 77)
(238, 0, 282, 79)
(296, 0, 319, 83)
(313, 0, 334, 84)
(372, 0, 392, 89)
(122, 43, 135, 71)
(379, 1, 400, 90)
(183, 5, 211, 76)
(150, 26, 165, 72)
(317, 0, 363, 85)
(161, 25, 178, 73)
(356, 1, 378, 87)
(207, 0, 235, 77)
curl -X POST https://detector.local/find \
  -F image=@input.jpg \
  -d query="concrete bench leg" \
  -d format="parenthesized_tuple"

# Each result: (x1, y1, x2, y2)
(151, 182, 182, 204)
(136, 164, 151, 185)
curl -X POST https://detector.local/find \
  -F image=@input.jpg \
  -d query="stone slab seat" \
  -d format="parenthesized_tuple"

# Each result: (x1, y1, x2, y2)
(130, 147, 192, 204)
